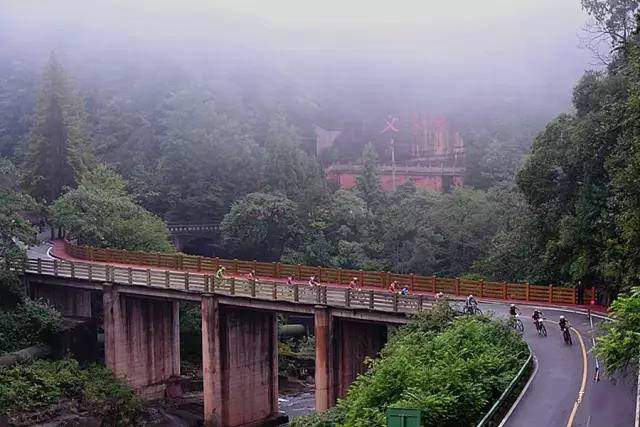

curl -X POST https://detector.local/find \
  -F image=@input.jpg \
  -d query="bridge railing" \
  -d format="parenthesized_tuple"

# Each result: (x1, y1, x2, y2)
(17, 257, 429, 315)
(63, 242, 597, 307)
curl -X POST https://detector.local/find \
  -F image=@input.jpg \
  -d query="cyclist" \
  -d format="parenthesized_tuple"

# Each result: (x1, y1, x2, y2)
(509, 304, 521, 317)
(436, 291, 445, 301)
(349, 277, 359, 289)
(465, 294, 478, 312)
(308, 276, 319, 287)
(246, 270, 256, 281)
(399, 286, 409, 296)
(559, 315, 570, 331)
(388, 280, 399, 293)
(214, 266, 226, 287)
(532, 308, 544, 329)
(286, 276, 294, 286)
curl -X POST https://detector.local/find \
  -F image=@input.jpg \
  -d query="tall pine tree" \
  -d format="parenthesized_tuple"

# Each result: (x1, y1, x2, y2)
(356, 142, 383, 209)
(23, 53, 92, 203)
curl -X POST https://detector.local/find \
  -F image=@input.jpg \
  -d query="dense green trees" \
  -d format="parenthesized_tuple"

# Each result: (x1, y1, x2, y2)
(219, 192, 302, 261)
(50, 166, 173, 252)
(22, 53, 93, 203)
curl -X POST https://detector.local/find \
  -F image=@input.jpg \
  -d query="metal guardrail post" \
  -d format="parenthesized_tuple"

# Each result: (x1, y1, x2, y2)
(37, 258, 42, 274)
(345, 289, 351, 307)
(185, 272, 190, 290)
(230, 277, 235, 295)
(165, 271, 170, 288)
(369, 290, 374, 309)
(293, 283, 299, 302)
(53, 260, 58, 276)
(393, 293, 399, 312)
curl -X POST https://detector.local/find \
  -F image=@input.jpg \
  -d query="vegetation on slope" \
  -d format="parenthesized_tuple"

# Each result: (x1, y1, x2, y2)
(292, 302, 529, 427)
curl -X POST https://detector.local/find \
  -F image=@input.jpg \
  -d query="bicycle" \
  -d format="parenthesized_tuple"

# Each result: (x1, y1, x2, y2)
(534, 318, 547, 337)
(464, 304, 483, 315)
(562, 326, 572, 345)
(510, 314, 524, 332)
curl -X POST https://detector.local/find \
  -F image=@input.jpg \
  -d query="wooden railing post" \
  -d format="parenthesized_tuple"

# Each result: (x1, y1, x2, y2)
(380, 271, 386, 288)
(431, 276, 437, 293)
(502, 282, 507, 299)
(345, 289, 351, 307)
(70, 263, 75, 278)
(146, 269, 151, 286)
(337, 268, 343, 284)
(230, 277, 236, 295)
(184, 272, 190, 290)
(525, 282, 530, 301)
(393, 293, 398, 312)
(272, 283, 277, 300)
(88, 264, 93, 281)
(53, 260, 58, 276)
(410, 274, 415, 293)
(548, 285, 553, 303)
(293, 283, 299, 302)
(165, 271, 170, 288)
(359, 270, 365, 287)
(250, 279, 256, 298)
(127, 267, 133, 285)
(455, 278, 460, 296)
(197, 256, 202, 271)
(318, 266, 322, 282)
(480, 279, 485, 298)
(37, 258, 42, 274)
(253, 260, 257, 274)
(89, 247, 94, 261)
(234, 259, 239, 273)
(214, 257, 220, 272)
(369, 290, 374, 309)
(156, 253, 161, 267)
(297, 264, 302, 279)
(177, 254, 183, 270)
(275, 262, 281, 277)
(573, 287, 577, 305)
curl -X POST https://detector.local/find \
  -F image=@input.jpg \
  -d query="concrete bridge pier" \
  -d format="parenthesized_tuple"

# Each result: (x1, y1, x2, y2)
(103, 284, 181, 398)
(201, 295, 283, 427)
(315, 308, 387, 411)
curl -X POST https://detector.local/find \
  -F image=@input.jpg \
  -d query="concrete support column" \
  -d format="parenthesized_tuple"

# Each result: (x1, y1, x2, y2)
(30, 282, 93, 318)
(202, 296, 282, 427)
(314, 307, 335, 411)
(102, 284, 180, 398)
(202, 294, 223, 427)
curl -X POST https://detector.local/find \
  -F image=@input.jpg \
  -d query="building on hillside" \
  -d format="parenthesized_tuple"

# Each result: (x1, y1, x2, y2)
(318, 113, 465, 192)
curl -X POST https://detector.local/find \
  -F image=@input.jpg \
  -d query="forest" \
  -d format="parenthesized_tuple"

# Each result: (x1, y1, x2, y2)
(1, 1, 639, 302)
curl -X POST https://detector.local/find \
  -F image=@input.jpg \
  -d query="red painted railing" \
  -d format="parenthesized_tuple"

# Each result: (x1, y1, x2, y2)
(63, 242, 598, 307)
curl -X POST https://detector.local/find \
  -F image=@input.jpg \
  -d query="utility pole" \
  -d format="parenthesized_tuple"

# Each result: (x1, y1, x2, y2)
(381, 115, 399, 191)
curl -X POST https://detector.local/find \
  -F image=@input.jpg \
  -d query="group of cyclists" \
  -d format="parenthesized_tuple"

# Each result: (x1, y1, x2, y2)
(463, 294, 572, 342)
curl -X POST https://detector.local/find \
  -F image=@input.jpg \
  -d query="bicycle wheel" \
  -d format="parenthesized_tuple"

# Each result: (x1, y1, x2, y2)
(540, 323, 547, 337)
(564, 329, 572, 345)
(516, 318, 524, 332)
(474, 307, 483, 315)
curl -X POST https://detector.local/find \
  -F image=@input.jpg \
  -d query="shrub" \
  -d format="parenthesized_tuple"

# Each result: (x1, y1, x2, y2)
(0, 359, 141, 424)
(0, 298, 62, 354)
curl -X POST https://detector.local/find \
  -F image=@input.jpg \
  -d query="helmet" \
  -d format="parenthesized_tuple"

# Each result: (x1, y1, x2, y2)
(469, 294, 473, 298)
(560, 315, 565, 320)
(510, 304, 515, 308)
(353, 277, 358, 281)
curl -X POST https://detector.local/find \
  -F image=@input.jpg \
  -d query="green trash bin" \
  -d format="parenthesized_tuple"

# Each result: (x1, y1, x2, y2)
(386, 408, 422, 427)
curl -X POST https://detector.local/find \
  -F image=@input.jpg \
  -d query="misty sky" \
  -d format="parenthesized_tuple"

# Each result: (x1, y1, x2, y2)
(1, 0, 595, 116)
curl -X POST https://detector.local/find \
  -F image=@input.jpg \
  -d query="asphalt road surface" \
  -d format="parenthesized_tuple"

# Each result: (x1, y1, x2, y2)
(478, 303, 637, 427)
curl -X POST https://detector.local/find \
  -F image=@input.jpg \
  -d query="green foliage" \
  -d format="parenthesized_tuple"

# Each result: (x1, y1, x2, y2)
(0, 157, 36, 261)
(220, 192, 302, 261)
(0, 359, 141, 424)
(293, 307, 527, 427)
(0, 298, 62, 354)
(51, 165, 173, 252)
(22, 52, 93, 203)
(356, 142, 384, 210)
(179, 303, 202, 362)
(595, 287, 640, 373)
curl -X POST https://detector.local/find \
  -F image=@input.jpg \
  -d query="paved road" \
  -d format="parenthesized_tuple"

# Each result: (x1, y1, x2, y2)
(478, 303, 637, 427)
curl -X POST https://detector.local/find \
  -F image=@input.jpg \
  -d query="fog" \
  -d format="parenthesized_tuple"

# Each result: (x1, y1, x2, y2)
(1, 0, 593, 132)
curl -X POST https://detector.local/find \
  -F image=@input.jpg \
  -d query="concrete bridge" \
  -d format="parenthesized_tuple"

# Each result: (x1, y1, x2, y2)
(18, 254, 412, 426)
(17, 242, 636, 427)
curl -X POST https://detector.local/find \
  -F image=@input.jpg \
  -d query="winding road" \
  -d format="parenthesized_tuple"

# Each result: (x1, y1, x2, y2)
(27, 242, 638, 427)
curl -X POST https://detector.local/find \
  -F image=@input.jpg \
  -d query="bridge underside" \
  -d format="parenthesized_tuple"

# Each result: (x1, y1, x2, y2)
(24, 276, 398, 426)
